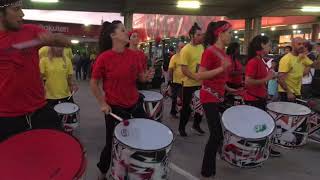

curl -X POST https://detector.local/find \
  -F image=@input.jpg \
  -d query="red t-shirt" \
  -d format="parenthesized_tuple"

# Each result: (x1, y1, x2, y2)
(200, 45, 231, 104)
(244, 57, 268, 101)
(92, 49, 143, 108)
(0, 24, 47, 117)
(134, 50, 147, 71)
(228, 58, 243, 86)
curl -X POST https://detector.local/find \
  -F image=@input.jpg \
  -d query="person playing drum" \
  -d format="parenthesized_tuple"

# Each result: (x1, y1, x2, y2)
(244, 35, 281, 157)
(0, 0, 71, 142)
(40, 47, 78, 107)
(90, 20, 154, 180)
(196, 21, 232, 180)
(226, 42, 243, 89)
(278, 37, 320, 102)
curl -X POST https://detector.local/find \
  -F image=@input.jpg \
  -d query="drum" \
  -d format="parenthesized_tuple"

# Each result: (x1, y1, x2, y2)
(191, 90, 204, 115)
(222, 105, 275, 168)
(267, 102, 311, 148)
(305, 99, 320, 143)
(0, 129, 86, 180)
(139, 91, 164, 121)
(54, 102, 80, 133)
(111, 118, 174, 180)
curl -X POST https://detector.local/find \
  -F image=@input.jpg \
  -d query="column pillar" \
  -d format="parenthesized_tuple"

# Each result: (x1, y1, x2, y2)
(252, 16, 262, 38)
(123, 11, 133, 30)
(244, 18, 253, 55)
(312, 23, 320, 42)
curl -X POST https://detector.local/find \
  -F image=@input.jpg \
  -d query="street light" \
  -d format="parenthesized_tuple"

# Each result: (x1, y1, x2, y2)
(177, 1, 201, 9)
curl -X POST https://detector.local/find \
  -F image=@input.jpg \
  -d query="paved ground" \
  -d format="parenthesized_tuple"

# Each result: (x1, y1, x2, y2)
(73, 81, 320, 180)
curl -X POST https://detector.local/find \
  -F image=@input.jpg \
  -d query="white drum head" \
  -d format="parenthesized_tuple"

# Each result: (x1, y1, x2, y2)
(139, 90, 164, 102)
(194, 90, 200, 99)
(54, 103, 79, 114)
(222, 105, 275, 139)
(267, 102, 311, 116)
(114, 119, 174, 151)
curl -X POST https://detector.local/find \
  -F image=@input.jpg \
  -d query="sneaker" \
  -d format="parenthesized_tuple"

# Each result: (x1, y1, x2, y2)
(178, 129, 188, 137)
(270, 148, 281, 157)
(191, 126, 206, 135)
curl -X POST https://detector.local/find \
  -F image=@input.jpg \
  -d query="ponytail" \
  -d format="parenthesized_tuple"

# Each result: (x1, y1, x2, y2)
(98, 20, 122, 54)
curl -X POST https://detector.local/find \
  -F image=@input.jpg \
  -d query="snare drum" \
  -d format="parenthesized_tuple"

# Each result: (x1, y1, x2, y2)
(222, 105, 275, 168)
(191, 90, 204, 115)
(111, 118, 174, 180)
(267, 102, 311, 148)
(306, 99, 320, 143)
(0, 129, 86, 180)
(54, 102, 80, 133)
(139, 91, 164, 121)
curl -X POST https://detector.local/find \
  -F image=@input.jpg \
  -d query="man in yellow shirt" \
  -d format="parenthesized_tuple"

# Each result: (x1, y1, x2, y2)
(168, 42, 185, 118)
(178, 23, 205, 137)
(278, 37, 320, 101)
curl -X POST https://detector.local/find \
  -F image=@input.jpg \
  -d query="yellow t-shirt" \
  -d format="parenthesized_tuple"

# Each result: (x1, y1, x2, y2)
(169, 54, 184, 84)
(40, 57, 74, 99)
(278, 53, 313, 95)
(39, 47, 73, 60)
(178, 43, 204, 87)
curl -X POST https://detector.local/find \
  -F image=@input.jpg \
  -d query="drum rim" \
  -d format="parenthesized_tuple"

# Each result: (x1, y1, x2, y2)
(266, 102, 311, 116)
(54, 102, 81, 115)
(114, 119, 175, 152)
(0, 129, 86, 179)
(222, 105, 276, 140)
(139, 90, 164, 102)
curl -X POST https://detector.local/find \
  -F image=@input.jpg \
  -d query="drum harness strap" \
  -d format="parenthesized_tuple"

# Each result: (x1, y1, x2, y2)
(202, 85, 225, 103)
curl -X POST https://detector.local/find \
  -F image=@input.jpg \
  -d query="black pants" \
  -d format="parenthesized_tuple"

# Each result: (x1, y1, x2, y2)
(179, 86, 202, 131)
(279, 92, 301, 102)
(97, 101, 147, 174)
(170, 83, 182, 115)
(201, 103, 224, 177)
(76, 66, 82, 80)
(245, 100, 267, 111)
(0, 104, 62, 142)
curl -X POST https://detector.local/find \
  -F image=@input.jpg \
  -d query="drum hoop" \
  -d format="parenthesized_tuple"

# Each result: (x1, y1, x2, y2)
(54, 103, 81, 115)
(114, 121, 175, 152)
(266, 108, 311, 117)
(222, 113, 276, 141)
(141, 90, 164, 102)
(0, 129, 86, 178)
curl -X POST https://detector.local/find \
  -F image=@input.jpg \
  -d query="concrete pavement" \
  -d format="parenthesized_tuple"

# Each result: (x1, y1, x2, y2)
(73, 80, 320, 180)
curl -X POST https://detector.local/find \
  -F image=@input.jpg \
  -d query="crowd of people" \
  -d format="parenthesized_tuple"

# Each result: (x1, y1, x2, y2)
(1, 1, 320, 180)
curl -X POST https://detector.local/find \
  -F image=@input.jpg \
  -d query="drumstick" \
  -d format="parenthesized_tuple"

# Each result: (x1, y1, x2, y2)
(67, 91, 76, 101)
(11, 39, 42, 50)
(110, 112, 130, 126)
(296, 98, 307, 104)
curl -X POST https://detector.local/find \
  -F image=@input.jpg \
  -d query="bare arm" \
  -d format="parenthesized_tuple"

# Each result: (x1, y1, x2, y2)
(195, 66, 224, 81)
(303, 67, 311, 76)
(138, 68, 155, 83)
(90, 79, 107, 107)
(278, 72, 291, 93)
(168, 68, 174, 82)
(181, 65, 198, 81)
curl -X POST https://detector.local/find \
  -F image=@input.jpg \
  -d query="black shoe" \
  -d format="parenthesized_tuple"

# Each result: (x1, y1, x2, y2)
(178, 130, 188, 137)
(270, 149, 281, 157)
(191, 126, 205, 135)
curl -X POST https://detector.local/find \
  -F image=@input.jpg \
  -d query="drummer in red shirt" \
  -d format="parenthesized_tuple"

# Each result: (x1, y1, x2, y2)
(226, 42, 243, 89)
(0, 0, 71, 142)
(195, 21, 232, 180)
(90, 21, 154, 180)
(244, 35, 280, 157)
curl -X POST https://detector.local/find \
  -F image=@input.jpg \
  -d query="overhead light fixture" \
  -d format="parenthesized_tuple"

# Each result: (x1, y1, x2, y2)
(301, 6, 320, 12)
(261, 33, 265, 36)
(234, 31, 238, 34)
(177, 1, 201, 9)
(292, 25, 298, 29)
(297, 30, 302, 34)
(31, 0, 59, 2)
(235, 36, 239, 39)
(71, 39, 80, 44)
(271, 27, 276, 31)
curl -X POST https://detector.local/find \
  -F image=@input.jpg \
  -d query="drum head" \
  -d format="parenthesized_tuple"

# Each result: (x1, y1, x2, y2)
(114, 118, 174, 151)
(139, 90, 164, 102)
(54, 102, 79, 114)
(267, 102, 311, 116)
(0, 129, 85, 179)
(194, 90, 200, 99)
(222, 105, 275, 139)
